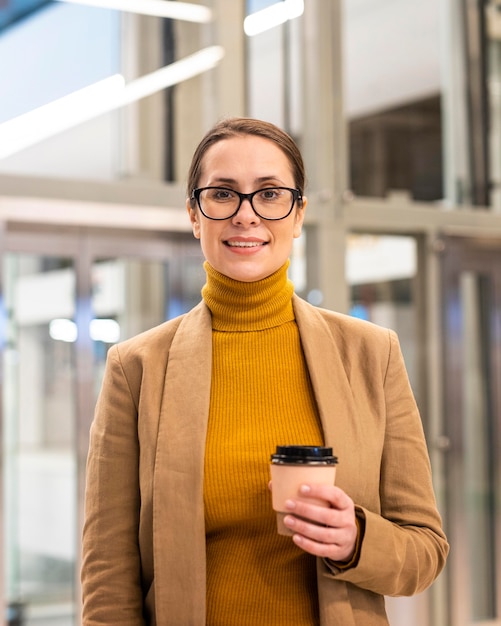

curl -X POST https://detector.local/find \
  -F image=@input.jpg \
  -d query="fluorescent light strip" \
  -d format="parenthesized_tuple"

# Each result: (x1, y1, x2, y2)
(244, 0, 304, 37)
(0, 75, 125, 158)
(0, 45, 224, 159)
(55, 0, 212, 23)
(119, 45, 224, 105)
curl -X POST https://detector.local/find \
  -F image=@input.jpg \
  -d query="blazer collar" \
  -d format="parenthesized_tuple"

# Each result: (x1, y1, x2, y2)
(292, 295, 356, 444)
(293, 295, 363, 497)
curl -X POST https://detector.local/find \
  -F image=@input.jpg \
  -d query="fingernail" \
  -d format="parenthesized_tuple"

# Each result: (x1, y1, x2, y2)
(285, 499, 296, 510)
(299, 484, 311, 494)
(284, 515, 295, 527)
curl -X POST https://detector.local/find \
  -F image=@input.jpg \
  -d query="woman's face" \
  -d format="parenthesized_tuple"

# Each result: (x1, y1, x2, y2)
(186, 135, 306, 283)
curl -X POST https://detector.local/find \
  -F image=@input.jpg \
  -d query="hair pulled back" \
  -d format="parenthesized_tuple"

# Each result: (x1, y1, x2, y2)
(186, 117, 306, 208)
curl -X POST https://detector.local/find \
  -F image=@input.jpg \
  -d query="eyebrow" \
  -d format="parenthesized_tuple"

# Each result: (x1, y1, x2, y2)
(210, 176, 286, 187)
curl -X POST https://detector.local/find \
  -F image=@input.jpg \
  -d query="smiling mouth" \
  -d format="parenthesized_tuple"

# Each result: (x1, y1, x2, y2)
(225, 241, 267, 248)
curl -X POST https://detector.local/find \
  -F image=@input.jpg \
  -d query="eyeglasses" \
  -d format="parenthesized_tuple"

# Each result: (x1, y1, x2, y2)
(191, 186, 302, 221)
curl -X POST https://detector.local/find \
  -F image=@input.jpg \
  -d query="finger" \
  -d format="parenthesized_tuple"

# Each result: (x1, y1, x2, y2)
(284, 518, 355, 561)
(284, 500, 355, 541)
(292, 533, 352, 560)
(283, 514, 340, 542)
(298, 484, 353, 510)
(283, 511, 358, 559)
(285, 498, 338, 527)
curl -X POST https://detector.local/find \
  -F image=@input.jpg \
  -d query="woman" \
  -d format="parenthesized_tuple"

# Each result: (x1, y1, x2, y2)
(81, 117, 449, 625)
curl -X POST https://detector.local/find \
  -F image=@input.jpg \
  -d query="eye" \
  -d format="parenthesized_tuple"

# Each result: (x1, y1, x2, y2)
(258, 188, 281, 202)
(208, 188, 236, 202)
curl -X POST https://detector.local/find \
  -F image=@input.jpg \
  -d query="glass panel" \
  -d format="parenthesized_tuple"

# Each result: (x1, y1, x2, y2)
(91, 255, 205, 397)
(0, 0, 50, 30)
(3, 254, 76, 625)
(0, 3, 120, 179)
(460, 272, 496, 621)
(346, 234, 419, 387)
(245, 0, 302, 133)
(346, 233, 429, 624)
(343, 0, 443, 201)
(486, 2, 501, 211)
(441, 239, 501, 625)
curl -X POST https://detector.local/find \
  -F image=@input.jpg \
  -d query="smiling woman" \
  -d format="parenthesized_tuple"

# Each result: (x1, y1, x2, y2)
(81, 117, 448, 626)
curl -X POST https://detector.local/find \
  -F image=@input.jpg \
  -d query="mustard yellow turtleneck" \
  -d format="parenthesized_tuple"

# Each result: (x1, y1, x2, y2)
(202, 261, 324, 626)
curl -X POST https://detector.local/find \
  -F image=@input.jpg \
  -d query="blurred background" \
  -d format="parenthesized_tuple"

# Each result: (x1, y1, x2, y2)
(0, 1, 500, 624)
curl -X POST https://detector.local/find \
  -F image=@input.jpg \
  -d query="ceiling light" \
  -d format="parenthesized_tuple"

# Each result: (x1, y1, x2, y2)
(0, 74, 125, 159)
(0, 45, 224, 159)
(55, 0, 212, 23)
(90, 318, 121, 343)
(50, 319, 78, 342)
(49, 318, 122, 343)
(244, 0, 304, 37)
(119, 45, 224, 105)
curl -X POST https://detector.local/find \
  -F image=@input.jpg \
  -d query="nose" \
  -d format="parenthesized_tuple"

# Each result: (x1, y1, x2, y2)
(232, 197, 260, 225)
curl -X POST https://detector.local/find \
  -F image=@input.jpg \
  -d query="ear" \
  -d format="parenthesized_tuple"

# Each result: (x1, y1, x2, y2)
(186, 198, 201, 239)
(293, 196, 306, 238)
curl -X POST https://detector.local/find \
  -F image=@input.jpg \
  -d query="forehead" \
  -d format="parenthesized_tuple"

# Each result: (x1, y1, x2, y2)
(200, 135, 293, 182)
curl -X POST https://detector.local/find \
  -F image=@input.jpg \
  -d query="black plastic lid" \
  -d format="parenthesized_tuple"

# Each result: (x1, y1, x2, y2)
(271, 445, 338, 464)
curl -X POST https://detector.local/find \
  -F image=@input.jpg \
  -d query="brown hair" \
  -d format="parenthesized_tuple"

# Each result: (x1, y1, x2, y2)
(186, 117, 306, 208)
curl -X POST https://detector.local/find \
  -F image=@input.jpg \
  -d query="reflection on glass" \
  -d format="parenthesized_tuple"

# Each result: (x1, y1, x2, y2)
(3, 254, 76, 625)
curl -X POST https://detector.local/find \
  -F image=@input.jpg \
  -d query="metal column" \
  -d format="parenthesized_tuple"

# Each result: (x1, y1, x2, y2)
(301, 0, 349, 313)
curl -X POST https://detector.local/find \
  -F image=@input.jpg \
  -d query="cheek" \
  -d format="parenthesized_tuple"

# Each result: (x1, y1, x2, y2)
(197, 221, 221, 251)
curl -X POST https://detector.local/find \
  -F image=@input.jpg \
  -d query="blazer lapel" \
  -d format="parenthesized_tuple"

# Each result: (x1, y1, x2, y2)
(153, 301, 212, 625)
(293, 296, 363, 496)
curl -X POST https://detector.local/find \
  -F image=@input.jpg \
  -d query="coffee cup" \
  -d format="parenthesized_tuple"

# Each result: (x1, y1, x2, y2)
(270, 445, 338, 536)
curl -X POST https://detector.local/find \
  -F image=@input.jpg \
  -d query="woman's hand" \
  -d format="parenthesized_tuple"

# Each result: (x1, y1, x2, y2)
(282, 484, 358, 562)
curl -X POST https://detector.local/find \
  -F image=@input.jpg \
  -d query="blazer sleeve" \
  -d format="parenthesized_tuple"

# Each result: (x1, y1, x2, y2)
(325, 329, 449, 596)
(81, 345, 145, 625)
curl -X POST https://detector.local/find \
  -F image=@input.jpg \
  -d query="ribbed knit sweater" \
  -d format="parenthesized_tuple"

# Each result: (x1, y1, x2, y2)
(202, 261, 324, 626)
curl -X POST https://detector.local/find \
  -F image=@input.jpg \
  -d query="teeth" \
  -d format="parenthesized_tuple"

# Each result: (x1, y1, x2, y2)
(226, 241, 264, 247)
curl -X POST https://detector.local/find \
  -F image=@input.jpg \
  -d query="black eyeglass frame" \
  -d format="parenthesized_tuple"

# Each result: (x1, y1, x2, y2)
(191, 186, 303, 221)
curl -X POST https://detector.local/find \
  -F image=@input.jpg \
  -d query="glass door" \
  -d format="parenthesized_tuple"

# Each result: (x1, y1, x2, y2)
(1, 227, 204, 625)
(346, 232, 434, 625)
(441, 236, 501, 626)
(85, 234, 205, 402)
(3, 245, 79, 626)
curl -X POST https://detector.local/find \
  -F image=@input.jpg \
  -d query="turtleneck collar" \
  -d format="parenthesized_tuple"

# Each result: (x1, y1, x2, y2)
(201, 261, 295, 331)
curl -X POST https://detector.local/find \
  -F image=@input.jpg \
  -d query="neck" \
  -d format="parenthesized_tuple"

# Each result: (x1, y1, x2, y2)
(202, 262, 295, 331)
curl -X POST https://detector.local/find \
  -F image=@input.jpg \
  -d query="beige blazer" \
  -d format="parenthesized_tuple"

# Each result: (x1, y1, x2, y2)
(81, 295, 448, 626)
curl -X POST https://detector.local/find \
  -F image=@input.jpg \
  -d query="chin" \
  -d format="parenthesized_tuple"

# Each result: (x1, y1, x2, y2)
(231, 268, 276, 283)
